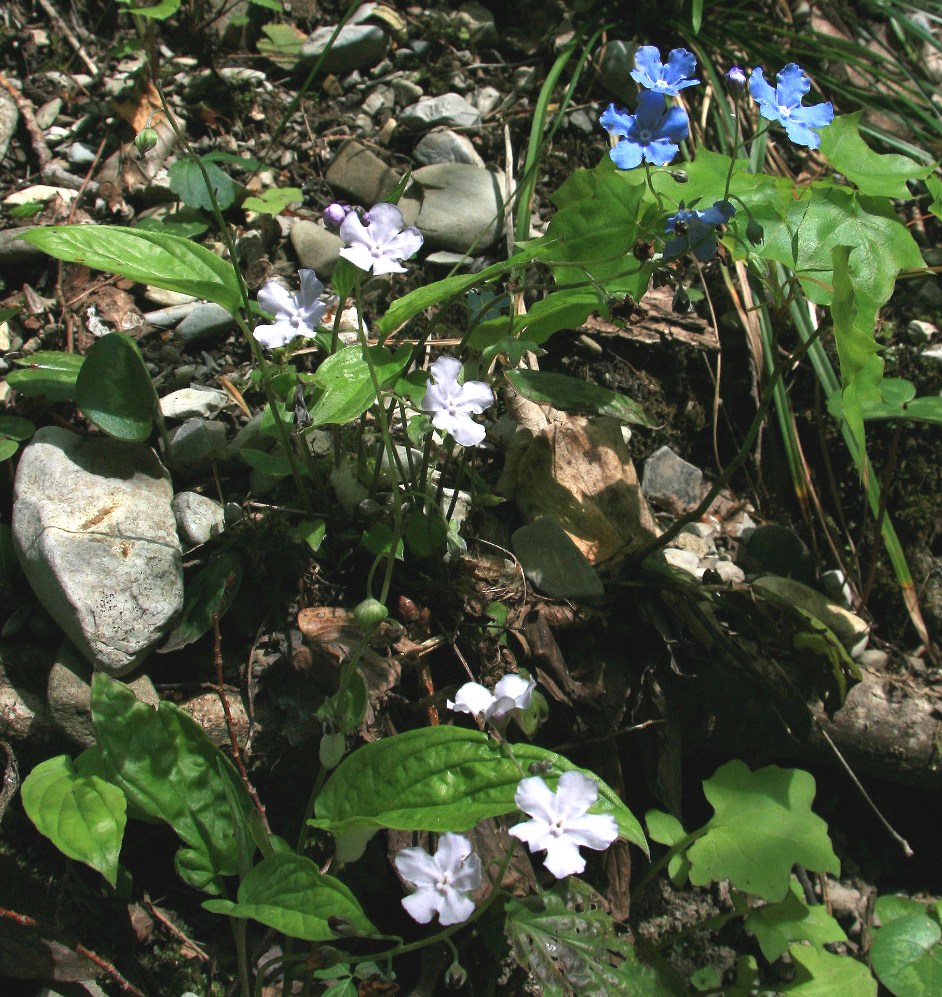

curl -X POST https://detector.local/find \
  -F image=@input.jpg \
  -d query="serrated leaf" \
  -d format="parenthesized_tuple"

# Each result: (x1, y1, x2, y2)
(76, 332, 157, 442)
(505, 369, 655, 427)
(21, 754, 126, 887)
(686, 760, 839, 901)
(312, 725, 646, 853)
(871, 908, 942, 997)
(168, 159, 237, 211)
(203, 852, 375, 940)
(91, 673, 255, 894)
(505, 878, 685, 996)
(818, 114, 933, 199)
(7, 350, 84, 401)
(24, 225, 242, 313)
(782, 944, 877, 995)
(745, 880, 847, 962)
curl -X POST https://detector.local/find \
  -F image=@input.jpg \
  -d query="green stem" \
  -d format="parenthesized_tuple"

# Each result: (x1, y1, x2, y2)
(234, 916, 251, 997)
(629, 829, 705, 905)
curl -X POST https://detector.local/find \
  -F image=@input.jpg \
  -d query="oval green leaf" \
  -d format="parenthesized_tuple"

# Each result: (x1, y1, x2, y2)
(6, 350, 84, 402)
(505, 369, 655, 427)
(871, 911, 942, 997)
(76, 333, 157, 442)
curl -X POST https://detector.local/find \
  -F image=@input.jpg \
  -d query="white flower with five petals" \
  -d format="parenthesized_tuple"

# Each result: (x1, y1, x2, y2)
(394, 832, 482, 926)
(254, 269, 327, 349)
(447, 673, 535, 725)
(339, 202, 423, 275)
(509, 771, 619, 879)
(421, 356, 493, 447)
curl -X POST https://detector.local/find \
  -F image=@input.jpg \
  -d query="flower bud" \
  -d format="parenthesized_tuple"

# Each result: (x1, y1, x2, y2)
(135, 128, 158, 158)
(353, 597, 388, 630)
(323, 202, 348, 226)
(319, 731, 346, 769)
(445, 963, 468, 989)
(724, 66, 747, 93)
(669, 169, 689, 183)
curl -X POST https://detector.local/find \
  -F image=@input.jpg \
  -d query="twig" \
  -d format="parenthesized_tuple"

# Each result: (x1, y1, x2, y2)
(0, 740, 19, 823)
(212, 614, 271, 833)
(0, 71, 52, 168)
(0, 906, 145, 996)
(37, 0, 98, 75)
(142, 893, 210, 962)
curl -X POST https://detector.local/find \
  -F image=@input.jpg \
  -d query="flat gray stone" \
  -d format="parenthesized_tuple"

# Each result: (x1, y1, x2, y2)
(175, 301, 236, 346)
(325, 140, 417, 214)
(642, 445, 704, 510)
(412, 163, 507, 252)
(414, 129, 484, 167)
(512, 517, 604, 601)
(290, 220, 344, 277)
(12, 427, 183, 676)
(168, 418, 228, 472)
(47, 640, 160, 747)
(301, 23, 388, 74)
(159, 385, 230, 420)
(172, 491, 226, 547)
(0, 226, 46, 265)
(400, 92, 481, 131)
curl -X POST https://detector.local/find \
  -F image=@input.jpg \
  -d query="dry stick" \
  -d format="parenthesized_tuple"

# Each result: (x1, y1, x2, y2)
(142, 893, 211, 962)
(212, 614, 271, 834)
(0, 71, 52, 168)
(37, 0, 99, 75)
(0, 740, 19, 823)
(0, 906, 145, 997)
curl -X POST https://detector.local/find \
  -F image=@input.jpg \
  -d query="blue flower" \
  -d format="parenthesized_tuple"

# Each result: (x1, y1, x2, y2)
(748, 64, 834, 149)
(631, 46, 699, 96)
(600, 91, 689, 170)
(664, 201, 736, 261)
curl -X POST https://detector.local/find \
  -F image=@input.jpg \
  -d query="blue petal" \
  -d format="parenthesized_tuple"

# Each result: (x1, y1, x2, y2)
(791, 101, 834, 131)
(776, 63, 811, 109)
(634, 90, 669, 129)
(700, 200, 735, 226)
(630, 45, 663, 89)
(600, 103, 633, 137)
(662, 235, 686, 259)
(782, 117, 823, 149)
(664, 48, 698, 85)
(748, 67, 777, 113)
(665, 209, 695, 234)
(657, 105, 690, 144)
(643, 137, 680, 166)
(609, 140, 643, 170)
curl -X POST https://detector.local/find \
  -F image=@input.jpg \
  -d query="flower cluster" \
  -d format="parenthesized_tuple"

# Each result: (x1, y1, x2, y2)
(395, 770, 620, 926)
(664, 200, 736, 261)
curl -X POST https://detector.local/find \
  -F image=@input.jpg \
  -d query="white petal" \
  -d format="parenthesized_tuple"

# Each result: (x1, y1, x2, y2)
(493, 674, 535, 709)
(257, 281, 295, 317)
(339, 243, 376, 273)
(555, 771, 600, 821)
(484, 695, 517, 722)
(451, 851, 483, 893)
(370, 254, 408, 275)
(339, 210, 371, 247)
(449, 415, 486, 447)
(508, 815, 551, 850)
(296, 269, 324, 310)
(253, 319, 295, 349)
(430, 409, 462, 438)
(383, 227, 424, 261)
(367, 201, 406, 238)
(447, 682, 495, 716)
(562, 812, 619, 851)
(454, 380, 494, 414)
(434, 833, 475, 873)
(437, 887, 475, 925)
(514, 776, 559, 821)
(402, 888, 439, 923)
(422, 381, 451, 413)
(542, 838, 587, 878)
(429, 355, 463, 387)
(395, 845, 439, 887)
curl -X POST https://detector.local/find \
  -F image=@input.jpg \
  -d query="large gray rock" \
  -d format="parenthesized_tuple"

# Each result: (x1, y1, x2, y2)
(290, 220, 344, 278)
(400, 92, 481, 131)
(301, 23, 388, 74)
(414, 129, 484, 167)
(325, 141, 418, 220)
(412, 164, 507, 252)
(642, 445, 704, 511)
(12, 427, 183, 675)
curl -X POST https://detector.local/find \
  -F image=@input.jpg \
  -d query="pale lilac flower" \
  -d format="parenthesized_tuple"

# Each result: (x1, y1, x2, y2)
(339, 202, 423, 275)
(631, 46, 699, 96)
(447, 673, 536, 724)
(394, 832, 482, 926)
(509, 771, 619, 879)
(421, 356, 493, 447)
(254, 269, 327, 349)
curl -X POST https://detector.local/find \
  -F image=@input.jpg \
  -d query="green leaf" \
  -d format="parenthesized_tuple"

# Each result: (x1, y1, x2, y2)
(6, 350, 84, 401)
(0, 415, 37, 441)
(135, 212, 208, 240)
(249, 0, 282, 9)
(239, 447, 293, 477)
(871, 905, 942, 997)
(782, 944, 877, 995)
(203, 852, 375, 941)
(310, 345, 412, 426)
(76, 333, 157, 442)
(818, 114, 933, 199)
(0, 438, 19, 461)
(312, 725, 646, 853)
(506, 878, 685, 996)
(505, 369, 655, 427)
(122, 0, 182, 18)
(361, 521, 404, 562)
(405, 511, 448, 558)
(686, 760, 840, 901)
(160, 551, 242, 653)
(168, 159, 237, 212)
(242, 186, 303, 215)
(91, 674, 255, 894)
(745, 880, 846, 962)
(298, 518, 326, 552)
(21, 754, 126, 887)
(257, 22, 305, 68)
(22, 225, 243, 314)
(645, 810, 690, 885)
